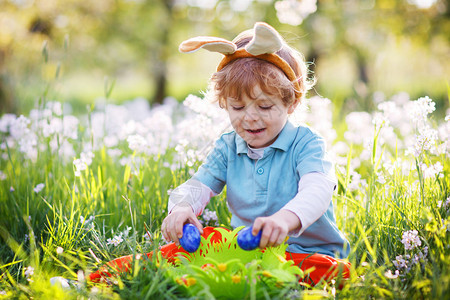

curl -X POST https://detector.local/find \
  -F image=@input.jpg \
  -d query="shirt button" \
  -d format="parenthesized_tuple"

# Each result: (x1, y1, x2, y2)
(257, 168, 264, 175)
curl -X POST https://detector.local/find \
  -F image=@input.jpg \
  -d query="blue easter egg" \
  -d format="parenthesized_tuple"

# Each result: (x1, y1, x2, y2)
(237, 226, 262, 251)
(179, 224, 201, 253)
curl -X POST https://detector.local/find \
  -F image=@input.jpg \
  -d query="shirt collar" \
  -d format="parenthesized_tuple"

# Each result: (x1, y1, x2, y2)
(235, 121, 297, 154)
(236, 135, 248, 154)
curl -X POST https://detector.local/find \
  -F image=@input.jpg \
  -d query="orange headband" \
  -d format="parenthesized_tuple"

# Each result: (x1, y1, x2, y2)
(179, 22, 302, 100)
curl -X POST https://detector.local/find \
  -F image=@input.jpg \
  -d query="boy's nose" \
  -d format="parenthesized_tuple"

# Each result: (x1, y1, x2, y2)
(243, 107, 259, 122)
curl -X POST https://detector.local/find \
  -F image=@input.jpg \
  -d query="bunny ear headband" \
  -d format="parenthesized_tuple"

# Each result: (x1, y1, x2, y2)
(179, 22, 302, 99)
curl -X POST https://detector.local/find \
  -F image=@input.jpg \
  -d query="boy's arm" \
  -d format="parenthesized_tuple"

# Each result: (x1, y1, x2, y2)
(168, 178, 217, 216)
(281, 171, 336, 236)
(252, 172, 335, 248)
(163, 179, 216, 245)
(163, 136, 227, 245)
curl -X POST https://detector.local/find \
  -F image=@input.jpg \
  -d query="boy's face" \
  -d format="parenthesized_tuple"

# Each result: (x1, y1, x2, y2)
(226, 85, 297, 149)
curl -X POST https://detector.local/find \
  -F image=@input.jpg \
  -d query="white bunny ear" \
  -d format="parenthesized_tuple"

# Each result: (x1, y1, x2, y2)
(179, 36, 237, 55)
(245, 22, 283, 56)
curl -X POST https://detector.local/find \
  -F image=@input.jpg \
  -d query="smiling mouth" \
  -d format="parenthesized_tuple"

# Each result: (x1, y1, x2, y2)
(246, 128, 265, 134)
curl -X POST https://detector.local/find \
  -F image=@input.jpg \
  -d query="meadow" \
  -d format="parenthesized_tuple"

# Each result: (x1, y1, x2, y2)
(0, 91, 448, 299)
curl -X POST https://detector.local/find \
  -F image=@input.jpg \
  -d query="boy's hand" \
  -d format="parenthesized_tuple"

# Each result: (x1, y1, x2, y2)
(252, 209, 301, 248)
(161, 203, 203, 246)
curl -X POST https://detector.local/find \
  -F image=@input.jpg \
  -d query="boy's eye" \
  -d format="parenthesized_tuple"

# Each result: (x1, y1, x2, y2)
(259, 105, 273, 110)
(232, 106, 244, 111)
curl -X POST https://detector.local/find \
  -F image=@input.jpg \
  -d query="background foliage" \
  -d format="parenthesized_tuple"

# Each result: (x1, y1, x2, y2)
(0, 1, 449, 299)
(0, 0, 449, 114)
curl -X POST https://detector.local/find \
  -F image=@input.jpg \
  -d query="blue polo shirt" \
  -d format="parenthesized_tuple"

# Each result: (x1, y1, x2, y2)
(193, 121, 350, 258)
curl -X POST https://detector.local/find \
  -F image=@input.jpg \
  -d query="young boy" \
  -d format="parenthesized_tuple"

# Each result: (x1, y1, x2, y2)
(161, 22, 350, 283)
(88, 22, 350, 285)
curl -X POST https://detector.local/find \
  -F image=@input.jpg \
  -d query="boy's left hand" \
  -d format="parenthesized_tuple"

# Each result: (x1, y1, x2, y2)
(252, 209, 301, 248)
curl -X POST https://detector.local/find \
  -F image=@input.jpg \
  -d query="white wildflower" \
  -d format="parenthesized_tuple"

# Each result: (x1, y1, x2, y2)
(107, 148, 122, 157)
(107, 234, 124, 247)
(103, 135, 119, 148)
(411, 247, 428, 264)
(73, 151, 94, 177)
(438, 197, 450, 209)
(119, 156, 132, 166)
(299, 96, 336, 145)
(0, 114, 16, 132)
(24, 266, 34, 278)
(372, 112, 390, 129)
(361, 261, 369, 268)
(127, 134, 148, 153)
(410, 96, 435, 125)
(401, 230, 422, 250)
(384, 269, 400, 279)
(77, 270, 85, 283)
(62, 115, 79, 139)
(91, 286, 100, 294)
(47, 101, 62, 116)
(183, 94, 223, 119)
(33, 183, 45, 193)
(18, 132, 38, 161)
(347, 171, 368, 192)
(376, 172, 386, 184)
(10, 115, 30, 139)
(203, 209, 218, 223)
(143, 231, 152, 241)
(80, 215, 95, 224)
(393, 255, 409, 270)
(73, 159, 86, 177)
(123, 226, 132, 237)
(56, 247, 64, 255)
(49, 276, 70, 289)
(42, 117, 62, 138)
(80, 151, 94, 166)
(406, 125, 438, 157)
(422, 161, 444, 179)
(344, 111, 373, 145)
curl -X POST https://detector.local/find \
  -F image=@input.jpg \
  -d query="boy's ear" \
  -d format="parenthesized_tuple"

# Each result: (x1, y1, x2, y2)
(179, 37, 237, 55)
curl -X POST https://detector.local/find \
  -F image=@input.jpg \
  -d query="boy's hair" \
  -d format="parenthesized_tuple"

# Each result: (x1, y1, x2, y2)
(210, 30, 314, 108)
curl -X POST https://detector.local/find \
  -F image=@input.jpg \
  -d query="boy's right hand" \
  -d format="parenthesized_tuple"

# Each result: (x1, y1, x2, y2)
(161, 203, 203, 246)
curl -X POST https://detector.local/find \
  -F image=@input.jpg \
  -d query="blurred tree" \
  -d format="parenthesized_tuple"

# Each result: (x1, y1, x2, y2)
(93, 0, 275, 104)
(294, 0, 449, 110)
(0, 0, 70, 113)
(95, 0, 181, 104)
(0, 0, 448, 113)
(0, 42, 14, 113)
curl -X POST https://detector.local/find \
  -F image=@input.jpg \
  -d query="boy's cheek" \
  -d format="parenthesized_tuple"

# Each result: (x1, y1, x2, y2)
(229, 118, 243, 131)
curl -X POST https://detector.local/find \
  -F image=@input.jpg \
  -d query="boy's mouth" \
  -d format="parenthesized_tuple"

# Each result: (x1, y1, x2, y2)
(246, 128, 265, 134)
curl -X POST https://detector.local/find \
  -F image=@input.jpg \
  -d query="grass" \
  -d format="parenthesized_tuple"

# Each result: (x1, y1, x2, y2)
(0, 94, 449, 299)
